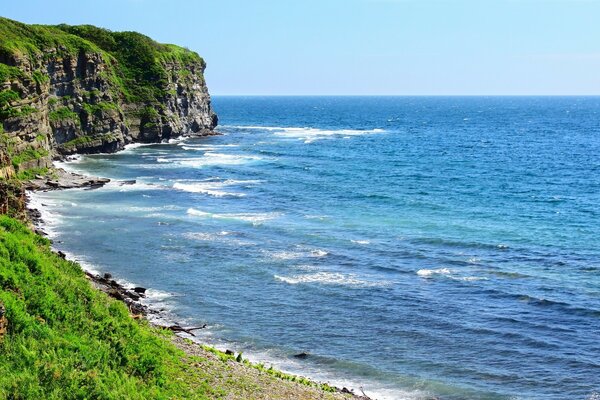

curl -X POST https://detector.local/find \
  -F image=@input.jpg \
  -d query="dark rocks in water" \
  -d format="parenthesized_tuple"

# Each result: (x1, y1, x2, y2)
(119, 180, 136, 186)
(293, 352, 309, 359)
(161, 324, 207, 336)
(57, 251, 66, 259)
(133, 287, 147, 294)
(225, 350, 235, 356)
(103, 273, 112, 280)
(125, 290, 140, 301)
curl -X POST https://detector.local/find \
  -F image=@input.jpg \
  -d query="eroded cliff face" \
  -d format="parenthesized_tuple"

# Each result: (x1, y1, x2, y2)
(0, 18, 217, 177)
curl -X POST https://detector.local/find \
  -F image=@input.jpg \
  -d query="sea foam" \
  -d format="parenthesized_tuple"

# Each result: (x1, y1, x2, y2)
(187, 208, 281, 225)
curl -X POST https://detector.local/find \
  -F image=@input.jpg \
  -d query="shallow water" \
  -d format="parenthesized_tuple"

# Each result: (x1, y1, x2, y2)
(32, 96, 600, 399)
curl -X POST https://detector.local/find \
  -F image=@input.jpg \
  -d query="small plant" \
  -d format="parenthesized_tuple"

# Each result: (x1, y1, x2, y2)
(48, 107, 78, 122)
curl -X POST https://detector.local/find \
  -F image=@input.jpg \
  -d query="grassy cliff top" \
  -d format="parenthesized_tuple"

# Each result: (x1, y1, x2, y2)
(0, 16, 204, 103)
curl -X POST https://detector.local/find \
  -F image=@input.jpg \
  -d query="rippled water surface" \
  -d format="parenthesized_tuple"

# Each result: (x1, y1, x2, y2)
(32, 97, 600, 400)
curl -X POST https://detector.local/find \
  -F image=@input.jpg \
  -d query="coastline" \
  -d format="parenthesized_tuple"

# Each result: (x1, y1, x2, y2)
(24, 165, 375, 400)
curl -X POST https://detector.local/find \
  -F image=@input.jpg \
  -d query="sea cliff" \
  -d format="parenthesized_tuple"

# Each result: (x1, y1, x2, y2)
(0, 17, 217, 181)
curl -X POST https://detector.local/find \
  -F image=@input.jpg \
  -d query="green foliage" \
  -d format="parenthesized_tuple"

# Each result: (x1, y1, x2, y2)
(48, 107, 78, 122)
(59, 136, 93, 149)
(82, 101, 119, 115)
(0, 17, 99, 60)
(32, 70, 49, 86)
(15, 167, 48, 181)
(0, 216, 215, 399)
(55, 24, 204, 104)
(11, 148, 48, 168)
(0, 90, 37, 120)
(0, 64, 23, 83)
(0, 89, 21, 110)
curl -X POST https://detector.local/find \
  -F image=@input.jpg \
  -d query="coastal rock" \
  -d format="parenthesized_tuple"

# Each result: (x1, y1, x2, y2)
(0, 17, 217, 180)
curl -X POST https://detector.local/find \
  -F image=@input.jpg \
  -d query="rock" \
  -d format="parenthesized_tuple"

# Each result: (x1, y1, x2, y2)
(103, 273, 112, 280)
(125, 291, 140, 301)
(225, 350, 235, 356)
(120, 180, 136, 186)
(133, 287, 147, 294)
(57, 251, 66, 259)
(293, 352, 309, 359)
(1, 19, 217, 178)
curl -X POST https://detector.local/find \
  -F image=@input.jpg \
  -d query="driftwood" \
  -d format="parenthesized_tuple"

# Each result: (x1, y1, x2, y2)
(161, 324, 207, 336)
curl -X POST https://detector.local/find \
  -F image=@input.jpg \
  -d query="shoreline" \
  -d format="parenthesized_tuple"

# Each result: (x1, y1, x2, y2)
(25, 166, 375, 400)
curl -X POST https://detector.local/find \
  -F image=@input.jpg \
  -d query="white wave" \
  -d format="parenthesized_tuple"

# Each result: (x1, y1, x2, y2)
(274, 272, 387, 288)
(145, 288, 176, 301)
(351, 239, 371, 245)
(123, 142, 154, 150)
(102, 181, 166, 192)
(187, 208, 281, 225)
(417, 268, 487, 282)
(311, 249, 328, 257)
(156, 157, 171, 163)
(183, 231, 233, 241)
(225, 125, 385, 142)
(417, 268, 452, 277)
(458, 276, 488, 282)
(267, 248, 328, 261)
(177, 153, 263, 168)
(304, 214, 328, 220)
(173, 182, 246, 197)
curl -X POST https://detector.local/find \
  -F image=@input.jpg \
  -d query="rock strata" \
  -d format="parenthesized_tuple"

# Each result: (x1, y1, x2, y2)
(0, 17, 218, 179)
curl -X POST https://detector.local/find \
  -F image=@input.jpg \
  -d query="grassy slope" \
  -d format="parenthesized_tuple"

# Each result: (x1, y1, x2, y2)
(0, 216, 352, 399)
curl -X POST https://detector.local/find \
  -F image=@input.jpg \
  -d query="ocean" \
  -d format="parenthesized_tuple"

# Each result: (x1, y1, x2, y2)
(30, 96, 600, 400)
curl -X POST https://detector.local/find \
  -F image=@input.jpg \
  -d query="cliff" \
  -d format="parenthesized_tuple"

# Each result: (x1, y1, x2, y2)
(0, 17, 217, 180)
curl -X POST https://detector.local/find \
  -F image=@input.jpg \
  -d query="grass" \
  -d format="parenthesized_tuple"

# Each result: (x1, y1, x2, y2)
(59, 136, 94, 149)
(14, 167, 48, 181)
(10, 148, 48, 169)
(0, 215, 218, 399)
(48, 107, 78, 122)
(82, 102, 120, 116)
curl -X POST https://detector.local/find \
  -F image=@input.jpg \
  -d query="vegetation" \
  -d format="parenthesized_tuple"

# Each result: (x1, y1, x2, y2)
(55, 23, 204, 103)
(48, 107, 78, 122)
(0, 16, 204, 106)
(0, 64, 23, 83)
(15, 167, 48, 181)
(82, 101, 119, 116)
(59, 136, 94, 149)
(0, 216, 215, 399)
(11, 148, 48, 169)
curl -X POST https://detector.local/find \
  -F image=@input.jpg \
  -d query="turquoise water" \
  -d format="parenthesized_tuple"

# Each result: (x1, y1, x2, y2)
(32, 97, 600, 399)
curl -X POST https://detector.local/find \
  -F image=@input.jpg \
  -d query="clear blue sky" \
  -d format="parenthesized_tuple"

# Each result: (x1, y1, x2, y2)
(3, 0, 599, 95)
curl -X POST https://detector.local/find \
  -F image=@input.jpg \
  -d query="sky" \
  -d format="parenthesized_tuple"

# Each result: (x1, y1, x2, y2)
(2, 0, 600, 95)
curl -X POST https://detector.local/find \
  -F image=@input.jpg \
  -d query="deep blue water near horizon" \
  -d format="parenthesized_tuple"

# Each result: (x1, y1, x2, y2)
(33, 96, 600, 400)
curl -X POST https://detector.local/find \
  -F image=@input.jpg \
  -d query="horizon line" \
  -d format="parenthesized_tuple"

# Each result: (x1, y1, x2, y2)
(211, 94, 600, 97)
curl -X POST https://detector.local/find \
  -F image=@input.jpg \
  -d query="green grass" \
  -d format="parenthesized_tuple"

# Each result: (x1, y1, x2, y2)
(14, 167, 48, 181)
(0, 64, 23, 83)
(11, 148, 48, 169)
(82, 101, 120, 116)
(59, 136, 94, 149)
(48, 107, 78, 122)
(0, 216, 217, 399)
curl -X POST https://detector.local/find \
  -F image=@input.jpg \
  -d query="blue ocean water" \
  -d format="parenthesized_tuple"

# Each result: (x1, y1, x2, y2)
(32, 97, 600, 400)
